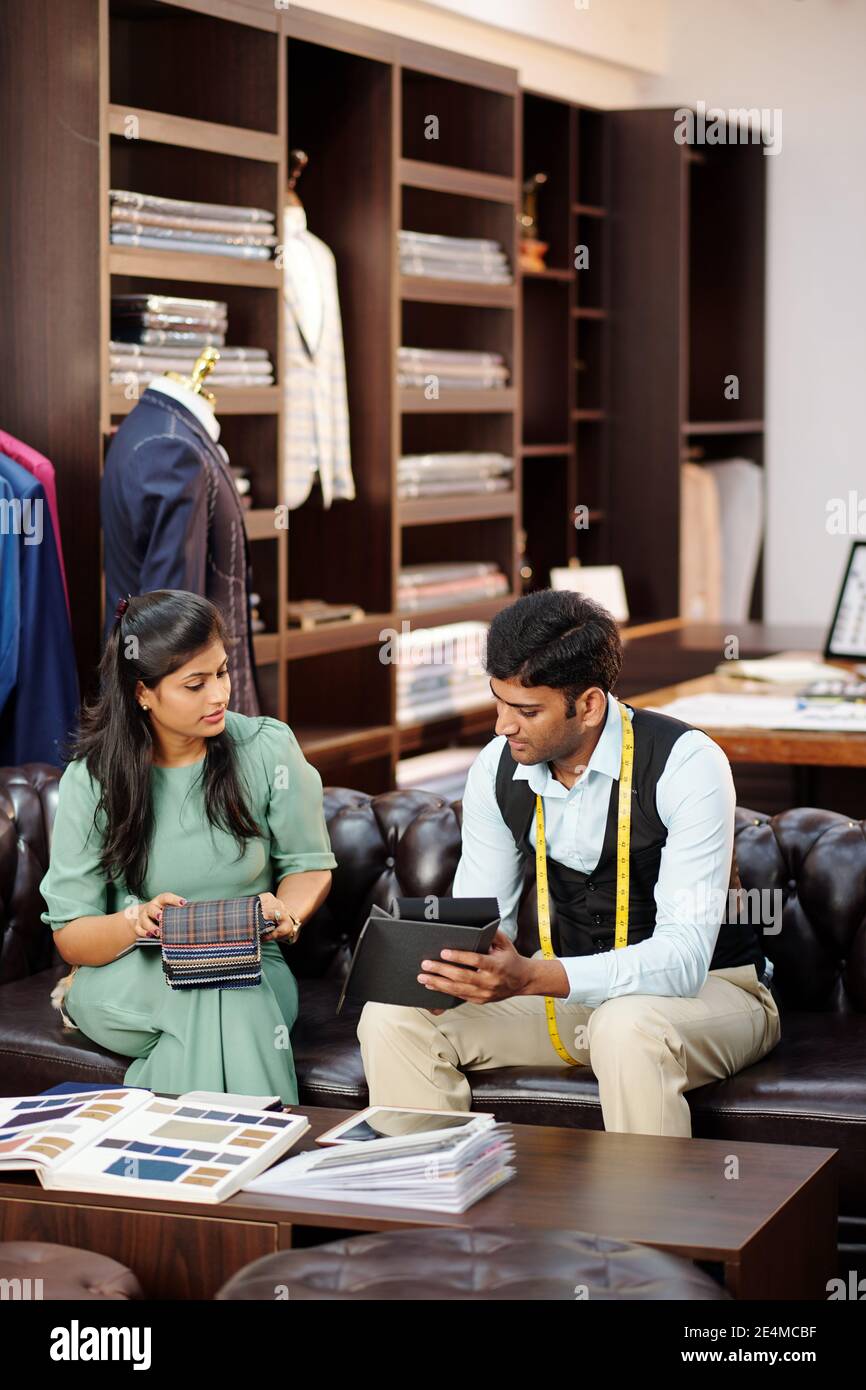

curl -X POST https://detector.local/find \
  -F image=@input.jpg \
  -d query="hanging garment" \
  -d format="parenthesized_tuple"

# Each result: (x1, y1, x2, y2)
(704, 458, 764, 623)
(281, 207, 355, 510)
(680, 462, 723, 621)
(100, 386, 261, 717)
(0, 428, 70, 616)
(0, 453, 80, 765)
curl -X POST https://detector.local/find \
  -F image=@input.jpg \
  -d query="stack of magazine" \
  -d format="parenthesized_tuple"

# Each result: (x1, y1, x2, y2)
(244, 1115, 516, 1213)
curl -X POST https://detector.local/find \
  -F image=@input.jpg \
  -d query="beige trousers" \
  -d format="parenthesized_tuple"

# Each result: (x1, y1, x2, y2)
(357, 964, 781, 1137)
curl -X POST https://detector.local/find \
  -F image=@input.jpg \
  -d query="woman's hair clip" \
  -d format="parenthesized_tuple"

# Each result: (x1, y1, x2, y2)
(114, 595, 130, 623)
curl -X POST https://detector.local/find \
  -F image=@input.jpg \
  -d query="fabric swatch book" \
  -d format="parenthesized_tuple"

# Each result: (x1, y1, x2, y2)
(0, 1087, 308, 1203)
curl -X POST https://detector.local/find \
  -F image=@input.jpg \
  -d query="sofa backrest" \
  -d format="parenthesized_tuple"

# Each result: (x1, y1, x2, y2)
(2, 765, 864, 1013)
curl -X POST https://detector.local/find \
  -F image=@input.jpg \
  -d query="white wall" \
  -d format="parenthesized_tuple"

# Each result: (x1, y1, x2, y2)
(301, 0, 866, 626)
(638, 0, 866, 626)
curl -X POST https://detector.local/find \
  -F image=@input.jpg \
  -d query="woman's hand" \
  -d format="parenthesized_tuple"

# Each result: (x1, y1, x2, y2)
(258, 892, 300, 944)
(129, 891, 187, 940)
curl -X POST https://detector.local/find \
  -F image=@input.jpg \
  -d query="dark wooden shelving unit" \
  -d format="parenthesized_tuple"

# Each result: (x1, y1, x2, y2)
(519, 92, 612, 595)
(1, 5, 768, 793)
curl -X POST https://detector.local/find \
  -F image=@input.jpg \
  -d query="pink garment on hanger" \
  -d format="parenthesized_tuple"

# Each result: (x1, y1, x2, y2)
(0, 428, 70, 615)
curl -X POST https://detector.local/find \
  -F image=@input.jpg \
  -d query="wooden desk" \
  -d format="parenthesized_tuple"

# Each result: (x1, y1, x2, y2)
(630, 650, 866, 768)
(0, 1104, 837, 1301)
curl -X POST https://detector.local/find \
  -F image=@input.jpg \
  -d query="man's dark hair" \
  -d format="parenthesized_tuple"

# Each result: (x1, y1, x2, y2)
(485, 588, 623, 718)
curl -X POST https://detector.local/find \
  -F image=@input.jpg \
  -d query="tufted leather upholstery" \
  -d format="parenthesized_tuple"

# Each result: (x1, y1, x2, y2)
(0, 1240, 143, 1299)
(215, 1225, 731, 1301)
(1, 765, 865, 1260)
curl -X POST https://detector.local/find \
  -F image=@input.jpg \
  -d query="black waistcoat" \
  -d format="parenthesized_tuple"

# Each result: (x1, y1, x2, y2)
(494, 703, 765, 975)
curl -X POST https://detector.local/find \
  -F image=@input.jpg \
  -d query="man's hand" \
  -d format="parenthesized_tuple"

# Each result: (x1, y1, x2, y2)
(418, 930, 540, 1005)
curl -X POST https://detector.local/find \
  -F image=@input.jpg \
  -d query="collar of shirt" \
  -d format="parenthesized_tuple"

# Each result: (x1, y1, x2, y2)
(510, 691, 630, 800)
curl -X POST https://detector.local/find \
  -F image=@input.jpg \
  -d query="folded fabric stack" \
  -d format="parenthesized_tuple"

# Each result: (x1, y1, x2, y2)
(110, 189, 277, 260)
(394, 620, 492, 724)
(398, 451, 514, 500)
(398, 563, 509, 613)
(398, 229, 513, 284)
(159, 895, 270, 991)
(397, 347, 509, 391)
(110, 295, 274, 389)
(112, 293, 228, 347)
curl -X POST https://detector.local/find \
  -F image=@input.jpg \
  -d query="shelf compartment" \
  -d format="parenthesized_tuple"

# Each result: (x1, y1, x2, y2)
(401, 69, 515, 178)
(687, 142, 765, 422)
(286, 38, 394, 618)
(109, 0, 278, 134)
(106, 276, 279, 401)
(576, 107, 606, 208)
(574, 313, 605, 414)
(573, 211, 606, 313)
(402, 411, 515, 458)
(287, 648, 393, 756)
(521, 452, 573, 591)
(401, 183, 517, 273)
(522, 275, 570, 446)
(522, 92, 573, 269)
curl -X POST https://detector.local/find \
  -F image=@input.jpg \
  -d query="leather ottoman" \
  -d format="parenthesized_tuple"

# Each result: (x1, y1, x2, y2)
(215, 1226, 731, 1300)
(0, 1241, 144, 1300)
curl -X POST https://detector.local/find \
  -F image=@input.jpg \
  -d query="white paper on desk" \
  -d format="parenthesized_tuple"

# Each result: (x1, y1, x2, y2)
(649, 693, 866, 731)
(714, 658, 848, 684)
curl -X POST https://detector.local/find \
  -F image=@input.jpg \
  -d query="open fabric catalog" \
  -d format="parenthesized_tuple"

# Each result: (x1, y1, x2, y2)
(0, 1087, 308, 1203)
(244, 1114, 516, 1214)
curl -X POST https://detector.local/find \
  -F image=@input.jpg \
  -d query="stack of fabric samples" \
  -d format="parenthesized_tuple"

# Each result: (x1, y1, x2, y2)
(398, 451, 514, 499)
(111, 292, 227, 347)
(110, 295, 274, 390)
(398, 563, 509, 613)
(398, 229, 512, 284)
(397, 347, 509, 391)
(158, 895, 270, 991)
(392, 620, 492, 726)
(110, 189, 277, 260)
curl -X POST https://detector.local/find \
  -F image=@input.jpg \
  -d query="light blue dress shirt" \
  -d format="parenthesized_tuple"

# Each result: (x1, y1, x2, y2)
(452, 692, 769, 1007)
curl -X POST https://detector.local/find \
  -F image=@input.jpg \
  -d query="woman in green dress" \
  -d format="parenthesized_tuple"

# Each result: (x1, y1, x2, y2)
(39, 589, 336, 1105)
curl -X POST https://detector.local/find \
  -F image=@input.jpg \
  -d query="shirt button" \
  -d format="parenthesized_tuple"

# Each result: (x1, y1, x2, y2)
(385, 856, 395, 869)
(594, 914, 602, 925)
(587, 880, 595, 891)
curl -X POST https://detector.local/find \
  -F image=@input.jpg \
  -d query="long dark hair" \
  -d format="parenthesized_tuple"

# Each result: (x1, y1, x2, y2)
(65, 590, 263, 900)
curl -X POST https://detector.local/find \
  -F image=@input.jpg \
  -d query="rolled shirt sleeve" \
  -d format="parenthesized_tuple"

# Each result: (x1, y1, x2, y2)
(259, 718, 337, 878)
(558, 732, 736, 1007)
(39, 760, 112, 932)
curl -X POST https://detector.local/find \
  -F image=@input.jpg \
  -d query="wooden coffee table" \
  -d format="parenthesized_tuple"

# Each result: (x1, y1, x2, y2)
(0, 1104, 837, 1300)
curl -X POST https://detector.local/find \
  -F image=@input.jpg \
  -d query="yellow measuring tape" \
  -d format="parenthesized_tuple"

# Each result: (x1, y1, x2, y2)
(535, 700, 635, 1065)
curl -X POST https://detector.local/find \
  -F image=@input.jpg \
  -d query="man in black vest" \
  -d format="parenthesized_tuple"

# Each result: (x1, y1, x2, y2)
(358, 590, 781, 1136)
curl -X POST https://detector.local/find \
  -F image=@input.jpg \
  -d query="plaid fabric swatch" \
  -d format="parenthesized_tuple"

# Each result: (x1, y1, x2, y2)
(158, 895, 271, 990)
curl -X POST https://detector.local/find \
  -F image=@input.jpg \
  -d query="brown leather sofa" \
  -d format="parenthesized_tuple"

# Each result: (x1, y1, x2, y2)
(1, 766, 865, 1273)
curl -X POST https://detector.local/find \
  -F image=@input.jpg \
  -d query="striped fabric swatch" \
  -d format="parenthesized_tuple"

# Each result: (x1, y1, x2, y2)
(159, 895, 271, 990)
